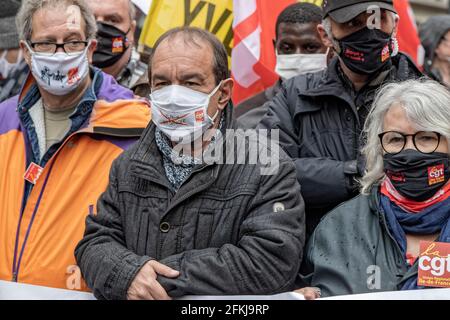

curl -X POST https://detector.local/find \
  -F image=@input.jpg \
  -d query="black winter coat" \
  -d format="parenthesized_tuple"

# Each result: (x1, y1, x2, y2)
(75, 105, 306, 300)
(258, 54, 422, 236)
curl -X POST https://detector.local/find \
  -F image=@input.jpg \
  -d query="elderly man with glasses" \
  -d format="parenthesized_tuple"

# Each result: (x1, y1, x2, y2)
(296, 79, 450, 297)
(0, 0, 150, 291)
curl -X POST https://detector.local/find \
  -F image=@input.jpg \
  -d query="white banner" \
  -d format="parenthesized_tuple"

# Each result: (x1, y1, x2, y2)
(1, 280, 450, 300)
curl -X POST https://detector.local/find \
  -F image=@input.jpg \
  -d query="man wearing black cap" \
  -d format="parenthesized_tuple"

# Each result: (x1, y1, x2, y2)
(259, 0, 422, 238)
(0, 0, 28, 102)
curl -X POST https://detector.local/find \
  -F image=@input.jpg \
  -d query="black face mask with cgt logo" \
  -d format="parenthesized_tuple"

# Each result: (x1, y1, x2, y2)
(384, 149, 450, 202)
(93, 22, 130, 69)
(335, 26, 393, 75)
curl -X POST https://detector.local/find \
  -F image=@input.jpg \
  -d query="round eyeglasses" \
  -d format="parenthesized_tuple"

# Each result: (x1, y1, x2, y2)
(378, 131, 442, 155)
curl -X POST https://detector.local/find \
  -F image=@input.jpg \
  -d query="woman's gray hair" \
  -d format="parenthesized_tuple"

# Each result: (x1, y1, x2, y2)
(16, 0, 97, 41)
(360, 78, 450, 194)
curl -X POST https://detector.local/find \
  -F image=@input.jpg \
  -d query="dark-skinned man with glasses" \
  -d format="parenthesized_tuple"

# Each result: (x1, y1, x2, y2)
(0, 0, 150, 291)
(295, 79, 450, 298)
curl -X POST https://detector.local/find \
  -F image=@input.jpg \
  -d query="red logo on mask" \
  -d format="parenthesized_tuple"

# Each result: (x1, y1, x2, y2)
(112, 37, 124, 53)
(428, 164, 445, 186)
(67, 67, 80, 85)
(195, 110, 204, 123)
(344, 48, 364, 62)
(159, 111, 188, 126)
(387, 170, 405, 183)
(381, 44, 390, 62)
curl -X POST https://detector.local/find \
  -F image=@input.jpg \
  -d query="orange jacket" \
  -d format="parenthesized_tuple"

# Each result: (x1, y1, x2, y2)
(0, 71, 150, 291)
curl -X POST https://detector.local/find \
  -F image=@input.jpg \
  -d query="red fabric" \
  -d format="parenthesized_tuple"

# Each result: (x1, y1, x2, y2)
(231, 0, 294, 104)
(380, 179, 450, 213)
(393, 0, 424, 69)
(405, 253, 417, 266)
(232, 0, 424, 104)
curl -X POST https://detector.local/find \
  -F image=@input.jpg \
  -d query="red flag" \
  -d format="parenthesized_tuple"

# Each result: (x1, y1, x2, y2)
(231, 0, 424, 104)
(231, 0, 295, 104)
(393, 0, 424, 69)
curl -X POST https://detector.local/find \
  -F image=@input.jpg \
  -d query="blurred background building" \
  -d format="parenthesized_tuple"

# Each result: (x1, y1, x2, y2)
(411, 0, 449, 22)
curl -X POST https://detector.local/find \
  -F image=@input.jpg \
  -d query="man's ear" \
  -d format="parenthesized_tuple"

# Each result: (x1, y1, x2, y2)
(87, 40, 98, 64)
(20, 40, 32, 67)
(128, 20, 137, 44)
(392, 14, 400, 38)
(317, 24, 334, 49)
(217, 78, 234, 110)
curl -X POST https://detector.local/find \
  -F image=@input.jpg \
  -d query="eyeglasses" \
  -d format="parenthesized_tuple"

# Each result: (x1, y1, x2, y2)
(378, 131, 442, 155)
(28, 41, 88, 55)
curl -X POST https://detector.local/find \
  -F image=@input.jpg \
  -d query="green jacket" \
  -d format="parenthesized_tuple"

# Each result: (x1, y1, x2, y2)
(300, 188, 421, 297)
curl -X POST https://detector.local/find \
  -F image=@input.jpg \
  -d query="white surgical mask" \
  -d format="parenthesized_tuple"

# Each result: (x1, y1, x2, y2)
(149, 83, 222, 143)
(275, 49, 328, 80)
(0, 49, 23, 79)
(26, 42, 90, 96)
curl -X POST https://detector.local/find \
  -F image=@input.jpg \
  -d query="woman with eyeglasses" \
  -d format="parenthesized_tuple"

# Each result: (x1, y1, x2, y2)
(295, 79, 450, 298)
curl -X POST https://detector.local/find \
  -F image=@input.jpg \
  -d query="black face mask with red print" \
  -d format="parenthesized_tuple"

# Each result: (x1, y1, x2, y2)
(93, 22, 130, 69)
(384, 150, 450, 202)
(335, 26, 393, 75)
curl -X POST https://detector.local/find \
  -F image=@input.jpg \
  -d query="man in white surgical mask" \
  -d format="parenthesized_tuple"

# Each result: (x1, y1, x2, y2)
(75, 27, 306, 300)
(0, 0, 29, 103)
(235, 2, 330, 129)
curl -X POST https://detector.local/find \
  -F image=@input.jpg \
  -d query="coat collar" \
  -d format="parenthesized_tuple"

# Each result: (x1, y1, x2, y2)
(297, 53, 422, 100)
(17, 67, 150, 137)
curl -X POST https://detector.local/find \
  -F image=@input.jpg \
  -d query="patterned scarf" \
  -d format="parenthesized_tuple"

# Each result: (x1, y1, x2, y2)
(155, 113, 224, 191)
(379, 193, 450, 290)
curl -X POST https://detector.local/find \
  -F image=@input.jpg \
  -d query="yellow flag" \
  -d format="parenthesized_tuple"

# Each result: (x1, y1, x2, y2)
(139, 0, 233, 59)
(138, 0, 323, 64)
(299, 0, 323, 6)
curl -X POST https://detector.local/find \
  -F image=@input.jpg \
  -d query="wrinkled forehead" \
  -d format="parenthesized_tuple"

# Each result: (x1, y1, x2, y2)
(90, 0, 131, 23)
(152, 33, 215, 69)
(31, 4, 87, 39)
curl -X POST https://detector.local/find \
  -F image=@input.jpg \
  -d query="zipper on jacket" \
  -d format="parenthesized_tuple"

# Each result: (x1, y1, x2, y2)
(11, 160, 56, 281)
(11, 126, 35, 282)
(10, 131, 79, 282)
(10, 130, 141, 282)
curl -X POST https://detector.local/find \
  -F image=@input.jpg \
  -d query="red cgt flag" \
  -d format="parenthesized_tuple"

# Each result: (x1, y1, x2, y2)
(231, 0, 296, 104)
(394, 0, 424, 69)
(231, 0, 424, 105)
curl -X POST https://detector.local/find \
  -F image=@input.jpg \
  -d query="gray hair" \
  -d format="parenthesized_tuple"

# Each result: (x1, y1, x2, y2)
(149, 27, 230, 86)
(360, 79, 450, 194)
(128, 1, 137, 22)
(16, 0, 97, 41)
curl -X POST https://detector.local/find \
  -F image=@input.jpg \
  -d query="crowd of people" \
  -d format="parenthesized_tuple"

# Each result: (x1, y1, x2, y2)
(0, 0, 449, 300)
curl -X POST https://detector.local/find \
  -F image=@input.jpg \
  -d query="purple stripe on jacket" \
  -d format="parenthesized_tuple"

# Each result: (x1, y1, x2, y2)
(90, 134, 138, 151)
(97, 72, 134, 103)
(0, 96, 21, 135)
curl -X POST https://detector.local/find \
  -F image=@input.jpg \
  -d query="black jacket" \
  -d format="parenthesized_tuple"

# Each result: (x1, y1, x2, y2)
(75, 105, 306, 300)
(258, 54, 422, 237)
(234, 81, 282, 129)
(300, 188, 419, 297)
